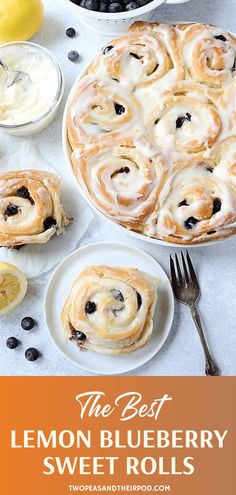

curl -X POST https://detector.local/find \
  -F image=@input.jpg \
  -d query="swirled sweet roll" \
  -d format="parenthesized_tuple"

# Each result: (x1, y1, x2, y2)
(177, 23, 236, 88)
(88, 22, 184, 88)
(71, 140, 167, 231)
(61, 266, 157, 355)
(0, 170, 70, 248)
(152, 163, 236, 243)
(67, 75, 141, 149)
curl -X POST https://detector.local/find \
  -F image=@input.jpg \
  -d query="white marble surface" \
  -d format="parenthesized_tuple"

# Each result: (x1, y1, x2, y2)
(1, 0, 236, 376)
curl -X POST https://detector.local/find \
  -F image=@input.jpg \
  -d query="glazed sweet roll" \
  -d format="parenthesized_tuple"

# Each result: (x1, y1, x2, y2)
(71, 141, 167, 231)
(153, 163, 236, 243)
(61, 266, 157, 355)
(66, 21, 236, 244)
(88, 22, 183, 88)
(0, 170, 70, 248)
(147, 82, 222, 156)
(177, 23, 236, 88)
(67, 76, 141, 149)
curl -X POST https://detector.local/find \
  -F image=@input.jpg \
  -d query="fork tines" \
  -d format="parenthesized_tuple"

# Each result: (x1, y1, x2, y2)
(170, 251, 198, 288)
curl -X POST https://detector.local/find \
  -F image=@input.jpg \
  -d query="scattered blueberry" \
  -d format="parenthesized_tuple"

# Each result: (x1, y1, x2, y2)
(21, 317, 35, 331)
(109, 2, 123, 12)
(207, 166, 213, 173)
(68, 50, 80, 62)
(212, 198, 222, 215)
(85, 301, 97, 314)
(136, 292, 142, 309)
(73, 331, 87, 341)
(5, 204, 18, 217)
(43, 216, 57, 231)
(25, 348, 40, 361)
(215, 35, 227, 42)
(125, 1, 139, 9)
(176, 112, 191, 129)
(114, 102, 125, 115)
(6, 337, 19, 349)
(184, 216, 199, 230)
(66, 27, 76, 38)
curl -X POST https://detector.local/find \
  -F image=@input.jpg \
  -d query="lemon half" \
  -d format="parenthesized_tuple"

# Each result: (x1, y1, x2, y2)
(0, 262, 27, 316)
(0, 0, 44, 42)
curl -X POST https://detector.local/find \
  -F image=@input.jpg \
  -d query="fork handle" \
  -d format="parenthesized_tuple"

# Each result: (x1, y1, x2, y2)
(190, 304, 220, 376)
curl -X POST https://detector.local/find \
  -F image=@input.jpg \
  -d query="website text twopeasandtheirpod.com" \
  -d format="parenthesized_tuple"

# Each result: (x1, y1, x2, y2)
(68, 485, 171, 492)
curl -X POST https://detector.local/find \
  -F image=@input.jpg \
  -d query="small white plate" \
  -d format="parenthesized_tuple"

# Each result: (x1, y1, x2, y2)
(44, 242, 174, 375)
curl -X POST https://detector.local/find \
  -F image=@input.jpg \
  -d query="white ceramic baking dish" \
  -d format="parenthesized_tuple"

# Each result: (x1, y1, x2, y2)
(62, 74, 236, 249)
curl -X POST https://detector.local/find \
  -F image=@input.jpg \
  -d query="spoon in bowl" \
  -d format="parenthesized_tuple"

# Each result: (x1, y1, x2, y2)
(0, 57, 31, 88)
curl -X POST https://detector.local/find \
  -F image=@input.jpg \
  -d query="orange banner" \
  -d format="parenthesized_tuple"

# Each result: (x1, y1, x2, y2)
(0, 377, 235, 495)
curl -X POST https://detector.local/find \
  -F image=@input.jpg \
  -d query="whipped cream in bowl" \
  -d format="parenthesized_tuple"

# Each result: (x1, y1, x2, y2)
(0, 42, 64, 136)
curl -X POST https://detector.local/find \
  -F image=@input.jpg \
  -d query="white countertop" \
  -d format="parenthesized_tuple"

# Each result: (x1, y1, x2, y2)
(1, 0, 236, 376)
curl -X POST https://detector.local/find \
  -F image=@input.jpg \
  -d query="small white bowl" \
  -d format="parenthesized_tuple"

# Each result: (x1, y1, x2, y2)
(0, 42, 64, 137)
(59, 0, 191, 36)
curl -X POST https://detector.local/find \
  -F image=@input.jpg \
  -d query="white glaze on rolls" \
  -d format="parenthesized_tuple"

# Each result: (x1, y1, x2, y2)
(61, 265, 157, 355)
(67, 22, 236, 244)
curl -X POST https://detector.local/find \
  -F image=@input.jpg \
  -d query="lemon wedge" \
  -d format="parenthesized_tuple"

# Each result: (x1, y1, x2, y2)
(0, 262, 27, 316)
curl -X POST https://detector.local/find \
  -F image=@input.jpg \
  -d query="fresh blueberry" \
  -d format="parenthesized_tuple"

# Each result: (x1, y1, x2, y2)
(85, 301, 97, 314)
(25, 348, 40, 361)
(125, 1, 139, 9)
(109, 2, 123, 12)
(82, 0, 100, 10)
(6, 337, 19, 349)
(212, 198, 222, 215)
(66, 27, 76, 38)
(184, 216, 199, 230)
(21, 317, 35, 331)
(114, 103, 125, 115)
(100, 2, 109, 11)
(68, 50, 80, 62)
(176, 112, 191, 129)
(4, 204, 18, 217)
(43, 217, 57, 231)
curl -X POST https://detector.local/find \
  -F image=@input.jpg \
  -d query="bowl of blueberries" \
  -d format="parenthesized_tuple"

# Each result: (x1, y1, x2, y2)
(64, 0, 191, 35)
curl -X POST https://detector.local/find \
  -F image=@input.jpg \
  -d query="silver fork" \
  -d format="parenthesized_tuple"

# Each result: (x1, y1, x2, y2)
(170, 251, 220, 376)
(0, 57, 31, 88)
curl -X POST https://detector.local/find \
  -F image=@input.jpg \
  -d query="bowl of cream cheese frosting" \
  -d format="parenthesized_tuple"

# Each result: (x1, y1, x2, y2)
(0, 42, 64, 136)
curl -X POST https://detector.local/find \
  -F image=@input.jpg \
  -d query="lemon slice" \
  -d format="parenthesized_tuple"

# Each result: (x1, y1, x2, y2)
(0, 262, 27, 316)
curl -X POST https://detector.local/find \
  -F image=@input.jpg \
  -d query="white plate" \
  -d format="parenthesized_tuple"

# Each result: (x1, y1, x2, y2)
(62, 38, 236, 249)
(44, 242, 174, 375)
